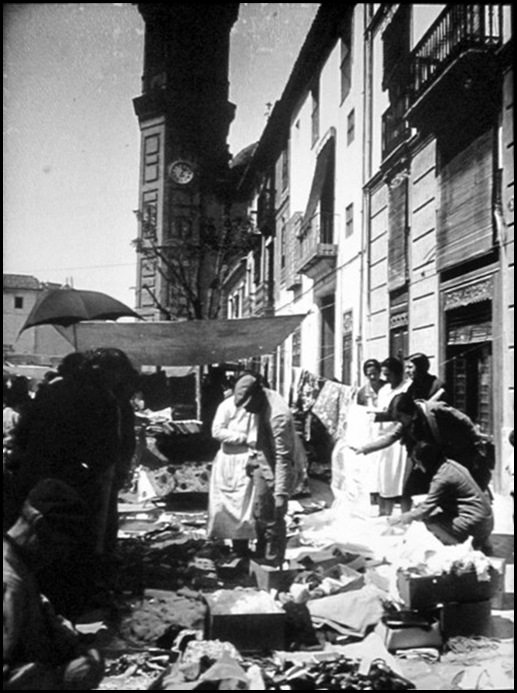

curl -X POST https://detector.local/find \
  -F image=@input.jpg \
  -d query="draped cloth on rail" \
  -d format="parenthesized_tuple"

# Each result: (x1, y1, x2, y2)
(57, 314, 307, 366)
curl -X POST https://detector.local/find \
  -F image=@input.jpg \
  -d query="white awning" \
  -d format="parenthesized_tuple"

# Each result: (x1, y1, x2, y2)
(58, 314, 307, 367)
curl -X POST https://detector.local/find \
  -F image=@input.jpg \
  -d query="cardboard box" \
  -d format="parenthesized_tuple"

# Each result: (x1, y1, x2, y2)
(295, 547, 354, 572)
(375, 618, 442, 651)
(249, 559, 304, 593)
(204, 594, 286, 653)
(440, 599, 492, 639)
(397, 567, 499, 610)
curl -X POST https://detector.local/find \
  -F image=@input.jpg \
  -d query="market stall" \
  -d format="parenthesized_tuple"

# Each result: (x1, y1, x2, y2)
(56, 315, 307, 502)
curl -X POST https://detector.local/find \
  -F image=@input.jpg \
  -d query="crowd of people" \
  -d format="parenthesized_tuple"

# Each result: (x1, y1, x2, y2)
(2, 347, 505, 689)
(350, 352, 496, 553)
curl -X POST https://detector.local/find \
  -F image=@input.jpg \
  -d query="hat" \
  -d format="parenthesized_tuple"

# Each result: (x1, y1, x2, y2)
(234, 373, 262, 408)
(25, 478, 89, 539)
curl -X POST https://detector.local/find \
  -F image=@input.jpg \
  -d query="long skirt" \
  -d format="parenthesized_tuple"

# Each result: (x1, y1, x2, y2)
(378, 436, 410, 498)
(207, 450, 256, 540)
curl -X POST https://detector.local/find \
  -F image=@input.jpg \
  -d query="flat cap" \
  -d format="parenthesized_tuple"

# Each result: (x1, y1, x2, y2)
(233, 373, 262, 408)
(25, 478, 88, 539)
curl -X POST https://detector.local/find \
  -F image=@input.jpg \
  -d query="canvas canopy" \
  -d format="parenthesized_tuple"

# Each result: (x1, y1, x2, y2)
(58, 314, 307, 367)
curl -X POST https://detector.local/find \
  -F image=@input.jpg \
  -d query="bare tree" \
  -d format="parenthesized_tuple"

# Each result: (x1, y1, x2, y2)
(132, 201, 260, 320)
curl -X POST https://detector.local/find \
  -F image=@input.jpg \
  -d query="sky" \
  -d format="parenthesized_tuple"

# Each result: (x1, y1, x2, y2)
(3, 2, 319, 306)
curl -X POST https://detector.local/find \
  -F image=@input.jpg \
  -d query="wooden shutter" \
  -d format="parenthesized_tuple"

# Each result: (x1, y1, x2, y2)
(388, 175, 408, 290)
(303, 137, 335, 226)
(437, 129, 494, 271)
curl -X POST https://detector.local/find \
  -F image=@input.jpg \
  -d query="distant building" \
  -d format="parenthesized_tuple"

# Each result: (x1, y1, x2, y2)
(3, 274, 73, 365)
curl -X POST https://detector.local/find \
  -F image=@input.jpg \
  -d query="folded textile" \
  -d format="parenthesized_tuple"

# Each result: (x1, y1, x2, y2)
(307, 584, 385, 637)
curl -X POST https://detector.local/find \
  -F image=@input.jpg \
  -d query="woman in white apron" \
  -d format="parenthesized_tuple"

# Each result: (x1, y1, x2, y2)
(355, 359, 386, 506)
(375, 357, 411, 516)
(207, 395, 257, 555)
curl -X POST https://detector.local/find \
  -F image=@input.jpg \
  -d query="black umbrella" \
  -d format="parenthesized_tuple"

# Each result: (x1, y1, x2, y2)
(19, 287, 141, 333)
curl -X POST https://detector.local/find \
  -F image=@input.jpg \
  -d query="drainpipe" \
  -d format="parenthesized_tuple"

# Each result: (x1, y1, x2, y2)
(359, 11, 373, 384)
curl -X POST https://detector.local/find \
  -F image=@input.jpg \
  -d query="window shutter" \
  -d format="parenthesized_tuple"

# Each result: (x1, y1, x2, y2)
(388, 174, 408, 290)
(437, 130, 494, 271)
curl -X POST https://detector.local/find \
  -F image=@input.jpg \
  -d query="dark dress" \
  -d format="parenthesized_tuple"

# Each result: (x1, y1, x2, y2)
(406, 374, 447, 402)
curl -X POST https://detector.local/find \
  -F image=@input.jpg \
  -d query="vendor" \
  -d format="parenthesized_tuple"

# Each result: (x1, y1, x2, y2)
(3, 478, 105, 690)
(389, 442, 494, 554)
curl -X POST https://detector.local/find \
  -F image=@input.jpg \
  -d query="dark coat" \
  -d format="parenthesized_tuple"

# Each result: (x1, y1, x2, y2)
(363, 401, 492, 494)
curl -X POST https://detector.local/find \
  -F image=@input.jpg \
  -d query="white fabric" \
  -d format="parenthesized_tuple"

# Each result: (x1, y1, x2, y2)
(332, 404, 381, 501)
(376, 381, 410, 498)
(207, 398, 257, 540)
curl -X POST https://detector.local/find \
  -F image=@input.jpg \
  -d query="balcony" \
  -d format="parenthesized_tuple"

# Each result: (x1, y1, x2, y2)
(242, 295, 253, 318)
(406, 5, 503, 131)
(382, 94, 410, 160)
(253, 281, 274, 317)
(296, 213, 337, 281)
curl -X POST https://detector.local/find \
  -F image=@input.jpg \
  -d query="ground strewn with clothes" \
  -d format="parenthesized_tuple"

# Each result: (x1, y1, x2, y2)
(78, 481, 514, 691)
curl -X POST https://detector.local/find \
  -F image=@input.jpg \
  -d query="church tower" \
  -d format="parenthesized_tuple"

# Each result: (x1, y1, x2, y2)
(133, 4, 240, 319)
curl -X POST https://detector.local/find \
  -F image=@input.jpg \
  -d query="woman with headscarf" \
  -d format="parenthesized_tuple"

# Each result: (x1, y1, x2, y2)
(405, 352, 447, 402)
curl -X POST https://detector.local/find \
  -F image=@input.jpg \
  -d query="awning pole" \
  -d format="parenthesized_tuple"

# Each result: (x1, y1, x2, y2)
(196, 366, 202, 421)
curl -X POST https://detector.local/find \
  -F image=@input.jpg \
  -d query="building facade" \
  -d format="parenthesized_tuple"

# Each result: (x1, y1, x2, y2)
(3, 274, 73, 364)
(222, 4, 513, 491)
(363, 4, 513, 490)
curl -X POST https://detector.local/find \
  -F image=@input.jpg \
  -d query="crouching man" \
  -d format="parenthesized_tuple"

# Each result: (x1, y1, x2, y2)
(389, 442, 494, 554)
(3, 478, 105, 690)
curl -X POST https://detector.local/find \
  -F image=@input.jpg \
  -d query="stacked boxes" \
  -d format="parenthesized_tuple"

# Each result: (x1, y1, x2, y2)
(396, 562, 504, 644)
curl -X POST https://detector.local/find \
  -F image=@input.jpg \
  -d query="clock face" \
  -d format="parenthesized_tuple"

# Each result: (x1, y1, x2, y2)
(169, 160, 195, 185)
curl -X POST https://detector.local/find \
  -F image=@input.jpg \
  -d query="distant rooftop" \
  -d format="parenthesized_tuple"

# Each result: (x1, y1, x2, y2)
(3, 274, 63, 291)
(3, 274, 41, 290)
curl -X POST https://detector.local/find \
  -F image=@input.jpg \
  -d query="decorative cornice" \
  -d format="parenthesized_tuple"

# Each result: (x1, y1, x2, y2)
(443, 276, 494, 311)
(390, 311, 409, 329)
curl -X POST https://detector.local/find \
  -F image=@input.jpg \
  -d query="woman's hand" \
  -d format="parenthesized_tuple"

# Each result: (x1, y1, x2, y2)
(388, 512, 412, 527)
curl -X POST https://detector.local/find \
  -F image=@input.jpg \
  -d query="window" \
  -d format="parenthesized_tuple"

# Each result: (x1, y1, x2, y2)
(280, 218, 287, 271)
(144, 134, 160, 183)
(311, 81, 320, 146)
(347, 109, 355, 145)
(340, 39, 352, 103)
(345, 203, 354, 237)
(281, 146, 289, 191)
(14, 296, 24, 309)
(382, 4, 410, 91)
(292, 326, 301, 368)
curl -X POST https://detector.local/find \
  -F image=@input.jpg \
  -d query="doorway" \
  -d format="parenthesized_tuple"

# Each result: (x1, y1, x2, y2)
(445, 302, 493, 438)
(320, 295, 335, 380)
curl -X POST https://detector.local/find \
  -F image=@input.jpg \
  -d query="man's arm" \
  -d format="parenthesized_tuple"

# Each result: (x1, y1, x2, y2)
(391, 469, 447, 525)
(270, 413, 294, 501)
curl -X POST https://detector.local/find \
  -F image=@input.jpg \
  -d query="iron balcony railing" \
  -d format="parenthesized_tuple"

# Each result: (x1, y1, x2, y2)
(242, 295, 253, 318)
(254, 282, 274, 317)
(410, 4, 503, 103)
(296, 212, 337, 275)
